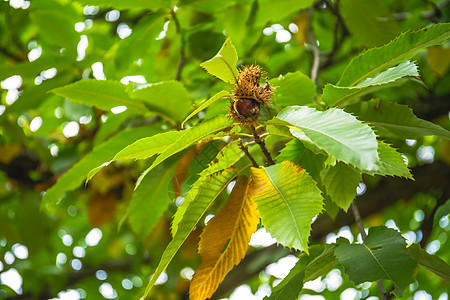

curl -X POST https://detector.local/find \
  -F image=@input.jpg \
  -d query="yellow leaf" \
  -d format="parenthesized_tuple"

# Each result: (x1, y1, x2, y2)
(189, 176, 259, 300)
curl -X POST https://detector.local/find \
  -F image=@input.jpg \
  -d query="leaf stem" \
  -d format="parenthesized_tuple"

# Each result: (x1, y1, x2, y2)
(238, 139, 259, 168)
(351, 200, 387, 300)
(249, 125, 275, 166)
(306, 7, 321, 86)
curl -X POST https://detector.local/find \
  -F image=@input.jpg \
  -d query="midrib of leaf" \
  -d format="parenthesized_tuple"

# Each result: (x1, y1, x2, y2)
(348, 30, 450, 87)
(115, 138, 176, 160)
(288, 124, 359, 156)
(263, 168, 304, 248)
(350, 0, 385, 39)
(206, 192, 246, 277)
(363, 244, 396, 286)
(332, 87, 371, 107)
(219, 56, 238, 83)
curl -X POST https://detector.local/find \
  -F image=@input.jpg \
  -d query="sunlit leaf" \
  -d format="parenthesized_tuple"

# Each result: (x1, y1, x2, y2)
(270, 71, 317, 107)
(141, 166, 245, 299)
(335, 226, 417, 297)
(172, 140, 244, 236)
(320, 161, 361, 211)
(345, 99, 450, 139)
(42, 127, 157, 209)
(132, 81, 192, 123)
(136, 115, 233, 188)
(51, 79, 147, 113)
(277, 106, 379, 171)
(323, 61, 419, 107)
(370, 141, 412, 179)
(190, 176, 259, 300)
(338, 23, 450, 87)
(249, 161, 323, 252)
(87, 130, 183, 181)
(182, 90, 231, 128)
(200, 38, 239, 84)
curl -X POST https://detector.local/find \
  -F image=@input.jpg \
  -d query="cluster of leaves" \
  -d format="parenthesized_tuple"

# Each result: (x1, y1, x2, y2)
(1, 0, 450, 299)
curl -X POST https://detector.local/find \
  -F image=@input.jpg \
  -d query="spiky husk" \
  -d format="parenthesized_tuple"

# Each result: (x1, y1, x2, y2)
(229, 65, 275, 124)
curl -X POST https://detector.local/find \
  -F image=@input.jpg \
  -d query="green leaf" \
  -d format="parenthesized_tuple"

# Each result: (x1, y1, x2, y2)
(304, 244, 338, 282)
(51, 79, 147, 113)
(31, 1, 80, 58)
(369, 141, 412, 179)
(171, 140, 244, 236)
(200, 38, 239, 84)
(339, 0, 400, 48)
(132, 81, 192, 123)
(113, 12, 166, 69)
(434, 199, 450, 228)
(141, 167, 243, 299)
(74, 0, 170, 10)
(338, 23, 450, 87)
(136, 115, 233, 188)
(345, 99, 450, 139)
(408, 243, 450, 281)
(335, 226, 417, 297)
(323, 61, 419, 107)
(270, 71, 317, 107)
(42, 127, 156, 209)
(320, 162, 361, 211)
(277, 139, 326, 181)
(182, 90, 231, 128)
(255, 0, 315, 26)
(249, 161, 324, 252)
(277, 106, 379, 171)
(120, 163, 175, 236)
(222, 3, 251, 43)
(266, 246, 324, 300)
(87, 130, 183, 181)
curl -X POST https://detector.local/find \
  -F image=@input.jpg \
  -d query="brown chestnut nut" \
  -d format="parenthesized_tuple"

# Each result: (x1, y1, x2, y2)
(233, 98, 260, 118)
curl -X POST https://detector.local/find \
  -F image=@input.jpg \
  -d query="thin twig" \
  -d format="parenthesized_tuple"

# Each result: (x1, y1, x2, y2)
(238, 139, 259, 168)
(351, 200, 387, 300)
(306, 7, 320, 86)
(171, 8, 186, 81)
(249, 125, 275, 166)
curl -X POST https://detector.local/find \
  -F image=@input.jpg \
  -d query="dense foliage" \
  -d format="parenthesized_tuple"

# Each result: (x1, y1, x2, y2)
(0, 0, 449, 299)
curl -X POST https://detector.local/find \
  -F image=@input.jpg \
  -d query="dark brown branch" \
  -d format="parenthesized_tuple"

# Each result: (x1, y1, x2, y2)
(249, 125, 275, 165)
(171, 9, 186, 81)
(238, 139, 259, 168)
